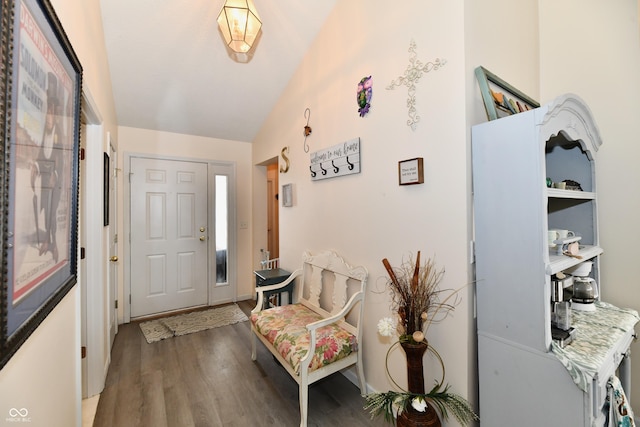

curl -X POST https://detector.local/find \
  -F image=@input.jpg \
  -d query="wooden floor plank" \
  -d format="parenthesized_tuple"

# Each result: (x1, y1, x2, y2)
(92, 300, 388, 427)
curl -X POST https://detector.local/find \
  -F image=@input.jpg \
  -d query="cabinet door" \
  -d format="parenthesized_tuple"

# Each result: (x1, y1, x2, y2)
(473, 111, 549, 351)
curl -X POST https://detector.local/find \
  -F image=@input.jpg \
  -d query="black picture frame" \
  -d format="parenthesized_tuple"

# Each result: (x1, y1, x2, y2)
(0, 0, 82, 369)
(104, 152, 109, 226)
(474, 66, 540, 121)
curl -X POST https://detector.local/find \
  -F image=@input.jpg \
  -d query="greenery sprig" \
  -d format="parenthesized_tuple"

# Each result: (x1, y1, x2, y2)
(364, 383, 479, 425)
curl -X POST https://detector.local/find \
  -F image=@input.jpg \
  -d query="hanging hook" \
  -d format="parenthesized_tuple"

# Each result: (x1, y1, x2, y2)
(346, 156, 355, 171)
(309, 165, 316, 178)
(319, 162, 327, 176)
(303, 108, 312, 153)
(331, 160, 339, 174)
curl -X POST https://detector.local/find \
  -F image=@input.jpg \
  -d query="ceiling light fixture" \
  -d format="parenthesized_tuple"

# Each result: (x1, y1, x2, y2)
(217, 0, 262, 54)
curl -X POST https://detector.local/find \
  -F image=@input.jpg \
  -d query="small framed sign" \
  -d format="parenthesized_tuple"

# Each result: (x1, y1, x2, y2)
(282, 183, 293, 207)
(398, 158, 424, 185)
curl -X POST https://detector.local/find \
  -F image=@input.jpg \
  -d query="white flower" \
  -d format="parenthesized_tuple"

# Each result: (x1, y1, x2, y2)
(411, 396, 428, 412)
(377, 317, 395, 337)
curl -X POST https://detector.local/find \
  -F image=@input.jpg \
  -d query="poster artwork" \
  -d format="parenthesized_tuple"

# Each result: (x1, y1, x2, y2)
(11, 2, 75, 304)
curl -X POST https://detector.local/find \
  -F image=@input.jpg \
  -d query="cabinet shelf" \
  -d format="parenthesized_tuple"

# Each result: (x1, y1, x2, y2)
(546, 245, 603, 275)
(547, 189, 595, 200)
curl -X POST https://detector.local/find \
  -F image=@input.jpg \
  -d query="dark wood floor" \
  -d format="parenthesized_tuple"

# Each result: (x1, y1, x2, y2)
(92, 300, 389, 427)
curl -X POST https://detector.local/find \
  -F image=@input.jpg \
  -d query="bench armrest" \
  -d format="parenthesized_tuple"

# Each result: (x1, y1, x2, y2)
(252, 268, 302, 314)
(298, 291, 364, 368)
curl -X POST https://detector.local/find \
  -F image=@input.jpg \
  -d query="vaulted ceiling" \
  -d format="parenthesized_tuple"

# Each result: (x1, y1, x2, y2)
(99, 0, 337, 142)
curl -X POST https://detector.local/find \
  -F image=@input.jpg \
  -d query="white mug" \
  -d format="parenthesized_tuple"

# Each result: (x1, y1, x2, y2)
(553, 182, 567, 190)
(548, 229, 575, 247)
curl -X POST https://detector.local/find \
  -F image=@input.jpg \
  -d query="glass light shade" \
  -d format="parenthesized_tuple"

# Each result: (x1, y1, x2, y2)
(217, 0, 262, 53)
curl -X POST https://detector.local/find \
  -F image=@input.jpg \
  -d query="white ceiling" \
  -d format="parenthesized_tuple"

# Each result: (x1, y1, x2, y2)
(99, 0, 337, 142)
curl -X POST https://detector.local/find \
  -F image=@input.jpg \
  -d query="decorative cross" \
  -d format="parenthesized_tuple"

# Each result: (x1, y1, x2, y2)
(386, 39, 446, 131)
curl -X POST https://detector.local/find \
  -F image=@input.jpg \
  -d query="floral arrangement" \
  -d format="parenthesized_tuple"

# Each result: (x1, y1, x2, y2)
(364, 251, 478, 425)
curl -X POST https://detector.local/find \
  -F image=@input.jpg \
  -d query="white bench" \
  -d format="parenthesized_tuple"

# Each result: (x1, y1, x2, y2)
(250, 250, 368, 427)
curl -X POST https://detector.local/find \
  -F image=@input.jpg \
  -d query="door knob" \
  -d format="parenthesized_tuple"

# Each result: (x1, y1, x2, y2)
(110, 256, 118, 262)
(200, 236, 206, 241)
(200, 227, 206, 232)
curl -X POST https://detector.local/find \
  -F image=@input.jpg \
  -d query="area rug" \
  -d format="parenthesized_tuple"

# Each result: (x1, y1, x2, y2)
(139, 304, 248, 343)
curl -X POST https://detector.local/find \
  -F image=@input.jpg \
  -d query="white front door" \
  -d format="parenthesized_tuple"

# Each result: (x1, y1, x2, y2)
(130, 157, 208, 318)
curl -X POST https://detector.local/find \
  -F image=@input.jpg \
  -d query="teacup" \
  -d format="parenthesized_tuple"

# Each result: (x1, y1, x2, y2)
(553, 182, 567, 190)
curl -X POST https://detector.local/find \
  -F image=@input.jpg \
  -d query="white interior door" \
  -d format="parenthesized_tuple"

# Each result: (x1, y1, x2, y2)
(108, 137, 118, 345)
(81, 91, 108, 399)
(130, 157, 208, 318)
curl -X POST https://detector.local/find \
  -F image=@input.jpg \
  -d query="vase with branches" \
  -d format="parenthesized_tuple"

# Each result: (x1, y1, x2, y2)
(364, 251, 478, 426)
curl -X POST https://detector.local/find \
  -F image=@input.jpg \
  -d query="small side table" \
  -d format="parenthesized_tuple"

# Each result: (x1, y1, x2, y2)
(254, 268, 294, 309)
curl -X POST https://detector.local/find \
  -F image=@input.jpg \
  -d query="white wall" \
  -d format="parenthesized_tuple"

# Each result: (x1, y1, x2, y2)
(0, 0, 117, 425)
(0, 291, 80, 426)
(253, 1, 475, 420)
(116, 126, 254, 321)
(539, 0, 640, 413)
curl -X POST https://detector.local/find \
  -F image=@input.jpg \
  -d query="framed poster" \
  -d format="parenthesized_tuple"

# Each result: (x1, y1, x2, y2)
(0, 0, 82, 369)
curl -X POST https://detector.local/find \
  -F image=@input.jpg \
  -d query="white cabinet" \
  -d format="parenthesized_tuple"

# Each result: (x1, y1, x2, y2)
(472, 94, 638, 426)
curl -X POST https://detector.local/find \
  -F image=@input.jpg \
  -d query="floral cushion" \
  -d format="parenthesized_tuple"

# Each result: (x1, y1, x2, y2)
(251, 304, 357, 375)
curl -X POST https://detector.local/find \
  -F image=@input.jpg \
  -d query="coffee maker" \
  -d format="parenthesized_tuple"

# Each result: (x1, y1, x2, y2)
(566, 261, 599, 312)
(550, 272, 574, 347)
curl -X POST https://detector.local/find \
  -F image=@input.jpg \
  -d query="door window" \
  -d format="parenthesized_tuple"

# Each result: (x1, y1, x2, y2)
(215, 175, 228, 284)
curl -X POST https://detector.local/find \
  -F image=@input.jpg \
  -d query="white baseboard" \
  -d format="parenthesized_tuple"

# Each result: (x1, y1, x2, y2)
(340, 366, 375, 395)
(236, 294, 254, 302)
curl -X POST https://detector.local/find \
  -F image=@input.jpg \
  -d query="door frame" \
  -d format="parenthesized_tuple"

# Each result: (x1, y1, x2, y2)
(123, 153, 237, 322)
(80, 89, 109, 398)
(107, 134, 118, 345)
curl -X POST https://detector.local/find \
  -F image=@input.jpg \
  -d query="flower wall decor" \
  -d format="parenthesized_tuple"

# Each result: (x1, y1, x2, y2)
(386, 39, 446, 131)
(357, 75, 373, 117)
(364, 251, 478, 426)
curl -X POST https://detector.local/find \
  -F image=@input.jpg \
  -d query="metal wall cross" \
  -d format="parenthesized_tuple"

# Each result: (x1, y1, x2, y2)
(386, 39, 446, 131)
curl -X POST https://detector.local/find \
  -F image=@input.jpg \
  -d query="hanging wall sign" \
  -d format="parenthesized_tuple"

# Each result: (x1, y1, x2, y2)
(310, 138, 360, 181)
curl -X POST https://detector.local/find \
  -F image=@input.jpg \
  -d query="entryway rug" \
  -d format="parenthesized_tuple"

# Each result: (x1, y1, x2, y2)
(139, 304, 248, 343)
